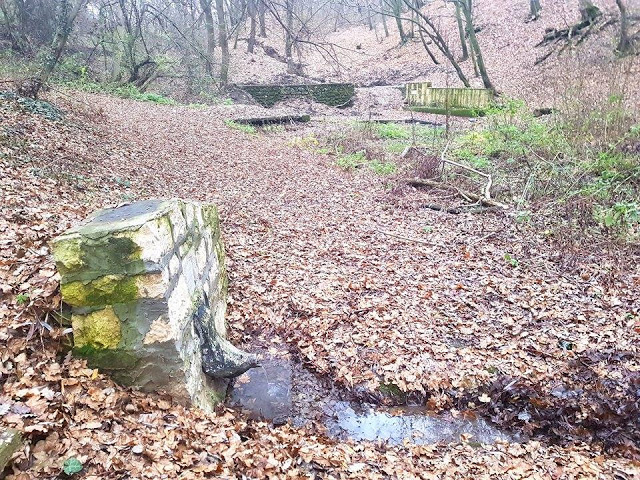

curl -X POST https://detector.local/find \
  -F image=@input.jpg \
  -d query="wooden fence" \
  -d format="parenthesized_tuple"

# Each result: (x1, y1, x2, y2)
(405, 82, 493, 109)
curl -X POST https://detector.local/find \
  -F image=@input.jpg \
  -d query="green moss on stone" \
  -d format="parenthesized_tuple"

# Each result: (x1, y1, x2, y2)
(207, 388, 227, 405)
(201, 204, 220, 231)
(73, 307, 122, 349)
(61, 274, 138, 307)
(52, 238, 85, 273)
(159, 214, 174, 243)
(73, 345, 138, 370)
(54, 235, 145, 283)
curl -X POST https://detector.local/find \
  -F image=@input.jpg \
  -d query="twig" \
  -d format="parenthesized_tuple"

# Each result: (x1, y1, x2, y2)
(441, 157, 493, 199)
(405, 178, 509, 209)
(379, 230, 441, 247)
(469, 230, 500, 246)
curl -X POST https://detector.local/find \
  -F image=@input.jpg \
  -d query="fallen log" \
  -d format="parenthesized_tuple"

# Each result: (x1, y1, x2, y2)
(405, 178, 509, 210)
(233, 114, 311, 125)
(362, 118, 443, 127)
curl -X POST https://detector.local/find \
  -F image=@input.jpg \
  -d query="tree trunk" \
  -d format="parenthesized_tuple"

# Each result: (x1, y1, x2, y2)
(215, 0, 230, 86)
(529, 0, 541, 20)
(392, 0, 407, 44)
(247, 0, 257, 53)
(461, 0, 493, 90)
(30, 0, 87, 97)
(380, 0, 389, 37)
(418, 28, 439, 64)
(200, 0, 217, 75)
(285, 0, 296, 73)
(258, 0, 267, 36)
(615, 0, 632, 54)
(454, 3, 468, 61)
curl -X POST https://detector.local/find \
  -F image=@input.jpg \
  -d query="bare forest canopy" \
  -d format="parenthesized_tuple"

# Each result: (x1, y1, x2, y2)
(1, 0, 638, 99)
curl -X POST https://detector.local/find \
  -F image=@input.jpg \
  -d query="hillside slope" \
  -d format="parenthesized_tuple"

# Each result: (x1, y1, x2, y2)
(229, 0, 639, 110)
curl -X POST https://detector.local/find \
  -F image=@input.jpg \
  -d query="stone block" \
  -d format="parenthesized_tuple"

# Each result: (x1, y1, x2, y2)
(0, 429, 21, 472)
(52, 199, 257, 412)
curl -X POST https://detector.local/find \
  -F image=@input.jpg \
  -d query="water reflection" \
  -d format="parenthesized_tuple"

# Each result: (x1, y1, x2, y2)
(228, 357, 512, 445)
(329, 401, 511, 445)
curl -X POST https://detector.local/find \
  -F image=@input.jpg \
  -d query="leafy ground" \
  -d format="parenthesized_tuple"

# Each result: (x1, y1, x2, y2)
(1, 92, 639, 478)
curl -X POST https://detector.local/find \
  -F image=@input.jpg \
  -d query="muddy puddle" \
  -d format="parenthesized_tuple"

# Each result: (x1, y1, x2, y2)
(227, 355, 513, 445)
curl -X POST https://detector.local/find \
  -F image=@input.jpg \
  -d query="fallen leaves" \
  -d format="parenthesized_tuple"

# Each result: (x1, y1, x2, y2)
(1, 90, 639, 477)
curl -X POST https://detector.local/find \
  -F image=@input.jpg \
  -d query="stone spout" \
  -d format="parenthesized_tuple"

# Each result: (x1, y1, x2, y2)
(192, 299, 259, 378)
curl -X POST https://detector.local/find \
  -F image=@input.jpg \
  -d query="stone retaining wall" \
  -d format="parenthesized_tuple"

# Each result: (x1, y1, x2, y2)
(52, 199, 256, 412)
(238, 83, 355, 107)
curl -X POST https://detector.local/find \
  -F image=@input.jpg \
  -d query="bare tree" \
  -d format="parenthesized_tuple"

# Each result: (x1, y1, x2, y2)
(390, 0, 407, 44)
(215, 0, 230, 85)
(458, 0, 493, 90)
(529, 0, 541, 20)
(27, 0, 88, 97)
(379, 0, 389, 37)
(200, 0, 217, 74)
(389, 0, 470, 86)
(284, 0, 295, 72)
(454, 2, 468, 61)
(258, 0, 267, 36)
(615, 0, 633, 55)
(247, 0, 257, 52)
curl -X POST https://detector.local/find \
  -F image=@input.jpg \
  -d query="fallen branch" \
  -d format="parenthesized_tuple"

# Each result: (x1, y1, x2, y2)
(405, 178, 509, 209)
(424, 203, 461, 214)
(233, 114, 311, 125)
(441, 157, 493, 199)
(362, 118, 443, 127)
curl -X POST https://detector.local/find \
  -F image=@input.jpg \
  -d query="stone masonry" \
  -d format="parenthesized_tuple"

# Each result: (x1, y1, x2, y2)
(52, 199, 257, 412)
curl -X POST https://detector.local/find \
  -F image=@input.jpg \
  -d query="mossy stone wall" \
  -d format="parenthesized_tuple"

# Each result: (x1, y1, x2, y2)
(239, 83, 355, 107)
(52, 199, 254, 412)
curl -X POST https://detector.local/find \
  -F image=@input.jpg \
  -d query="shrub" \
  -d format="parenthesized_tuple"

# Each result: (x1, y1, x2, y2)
(449, 95, 640, 240)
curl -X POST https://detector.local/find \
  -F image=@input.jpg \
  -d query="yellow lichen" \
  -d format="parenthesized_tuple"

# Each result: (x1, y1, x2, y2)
(72, 307, 122, 349)
(52, 238, 85, 272)
(61, 274, 138, 307)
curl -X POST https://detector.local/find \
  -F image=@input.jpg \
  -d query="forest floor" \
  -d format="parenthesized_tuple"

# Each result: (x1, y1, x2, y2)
(1, 91, 639, 478)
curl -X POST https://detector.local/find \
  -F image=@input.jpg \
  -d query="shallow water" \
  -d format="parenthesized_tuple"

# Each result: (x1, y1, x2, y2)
(329, 401, 510, 445)
(227, 356, 512, 445)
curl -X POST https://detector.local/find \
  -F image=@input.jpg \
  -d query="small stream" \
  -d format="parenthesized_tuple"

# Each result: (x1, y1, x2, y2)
(227, 356, 512, 445)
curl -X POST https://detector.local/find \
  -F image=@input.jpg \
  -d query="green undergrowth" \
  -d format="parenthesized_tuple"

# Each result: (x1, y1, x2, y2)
(335, 151, 396, 175)
(357, 121, 443, 141)
(449, 97, 640, 241)
(0, 91, 63, 120)
(224, 120, 257, 135)
(294, 121, 443, 177)
(67, 80, 176, 105)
